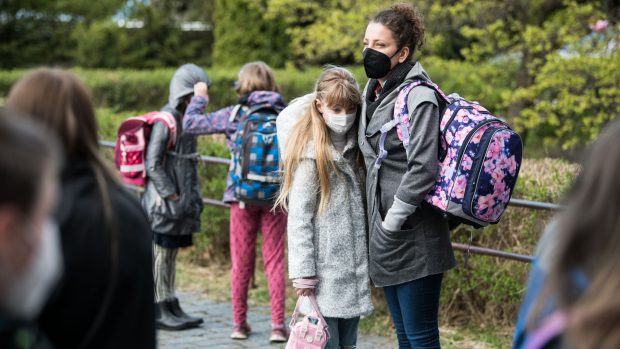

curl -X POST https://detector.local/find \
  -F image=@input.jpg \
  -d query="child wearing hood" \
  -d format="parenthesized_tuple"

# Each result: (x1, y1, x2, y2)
(182, 61, 288, 342)
(142, 63, 210, 331)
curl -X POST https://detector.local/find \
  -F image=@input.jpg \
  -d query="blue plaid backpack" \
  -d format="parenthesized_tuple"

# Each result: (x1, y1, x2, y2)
(229, 103, 281, 205)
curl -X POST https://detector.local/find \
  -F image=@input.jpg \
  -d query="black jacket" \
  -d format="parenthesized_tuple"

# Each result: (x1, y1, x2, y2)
(0, 313, 54, 349)
(141, 64, 208, 248)
(38, 159, 155, 349)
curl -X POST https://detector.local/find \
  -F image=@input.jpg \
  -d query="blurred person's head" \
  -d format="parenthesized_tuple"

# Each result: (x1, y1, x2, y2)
(236, 61, 278, 96)
(7, 68, 119, 219)
(531, 118, 620, 348)
(0, 109, 61, 319)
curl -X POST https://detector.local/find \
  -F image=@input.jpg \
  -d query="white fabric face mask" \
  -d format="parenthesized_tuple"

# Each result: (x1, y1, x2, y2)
(2, 220, 63, 319)
(324, 112, 357, 135)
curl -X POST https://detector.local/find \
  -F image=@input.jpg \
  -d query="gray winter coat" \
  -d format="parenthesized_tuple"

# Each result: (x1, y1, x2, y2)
(142, 64, 210, 247)
(287, 131, 373, 319)
(358, 62, 456, 287)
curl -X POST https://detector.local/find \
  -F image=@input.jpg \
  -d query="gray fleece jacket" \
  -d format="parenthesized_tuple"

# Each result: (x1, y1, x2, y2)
(287, 131, 373, 319)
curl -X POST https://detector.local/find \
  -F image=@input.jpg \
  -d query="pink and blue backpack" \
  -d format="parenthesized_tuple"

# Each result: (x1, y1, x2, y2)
(375, 81, 523, 228)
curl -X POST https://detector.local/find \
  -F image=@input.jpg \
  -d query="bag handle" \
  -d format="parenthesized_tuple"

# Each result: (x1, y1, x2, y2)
(290, 278, 329, 327)
(289, 294, 330, 341)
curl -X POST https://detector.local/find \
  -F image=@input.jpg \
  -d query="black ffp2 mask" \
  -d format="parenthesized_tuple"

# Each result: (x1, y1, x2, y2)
(363, 47, 400, 79)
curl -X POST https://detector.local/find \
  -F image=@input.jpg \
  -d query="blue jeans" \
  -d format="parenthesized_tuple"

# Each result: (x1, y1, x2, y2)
(383, 273, 443, 349)
(324, 317, 360, 349)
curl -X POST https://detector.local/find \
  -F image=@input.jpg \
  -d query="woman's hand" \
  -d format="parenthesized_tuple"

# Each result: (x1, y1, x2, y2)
(295, 287, 315, 297)
(194, 82, 208, 98)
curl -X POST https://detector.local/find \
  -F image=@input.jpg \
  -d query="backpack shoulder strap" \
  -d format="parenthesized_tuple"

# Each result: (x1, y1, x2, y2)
(229, 104, 243, 124)
(373, 80, 445, 169)
(149, 111, 177, 148)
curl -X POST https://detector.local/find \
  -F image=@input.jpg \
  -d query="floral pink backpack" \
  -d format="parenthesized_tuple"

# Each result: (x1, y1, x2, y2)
(286, 294, 330, 349)
(375, 81, 523, 228)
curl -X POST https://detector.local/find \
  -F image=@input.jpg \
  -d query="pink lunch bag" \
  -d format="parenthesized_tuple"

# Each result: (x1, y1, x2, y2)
(286, 294, 330, 349)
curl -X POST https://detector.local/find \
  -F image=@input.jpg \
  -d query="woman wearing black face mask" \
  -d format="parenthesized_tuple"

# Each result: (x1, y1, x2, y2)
(357, 3, 455, 348)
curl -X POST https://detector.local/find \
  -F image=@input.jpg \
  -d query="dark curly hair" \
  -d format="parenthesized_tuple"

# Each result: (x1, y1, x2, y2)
(371, 3, 426, 61)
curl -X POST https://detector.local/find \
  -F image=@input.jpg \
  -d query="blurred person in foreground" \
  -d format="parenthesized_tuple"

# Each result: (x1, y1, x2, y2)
(0, 110, 61, 349)
(7, 68, 156, 349)
(514, 118, 620, 349)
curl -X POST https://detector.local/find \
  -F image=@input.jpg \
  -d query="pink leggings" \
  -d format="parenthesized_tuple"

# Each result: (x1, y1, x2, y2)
(230, 203, 287, 327)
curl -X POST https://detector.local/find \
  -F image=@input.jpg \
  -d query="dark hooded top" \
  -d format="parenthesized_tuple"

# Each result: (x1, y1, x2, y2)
(141, 64, 210, 248)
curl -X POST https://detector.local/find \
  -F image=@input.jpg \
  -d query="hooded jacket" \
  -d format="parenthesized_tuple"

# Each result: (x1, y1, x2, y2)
(142, 64, 210, 248)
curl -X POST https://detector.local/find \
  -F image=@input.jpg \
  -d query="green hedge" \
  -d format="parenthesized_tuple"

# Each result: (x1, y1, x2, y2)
(0, 57, 514, 116)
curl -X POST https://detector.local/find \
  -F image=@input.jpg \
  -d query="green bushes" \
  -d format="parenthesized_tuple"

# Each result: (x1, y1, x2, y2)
(0, 58, 515, 116)
(441, 159, 578, 326)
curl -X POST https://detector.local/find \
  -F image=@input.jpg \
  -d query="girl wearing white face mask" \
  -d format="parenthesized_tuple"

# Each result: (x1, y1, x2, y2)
(275, 67, 373, 349)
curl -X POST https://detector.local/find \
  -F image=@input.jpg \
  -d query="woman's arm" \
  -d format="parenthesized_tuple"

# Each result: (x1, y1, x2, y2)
(383, 89, 441, 231)
(287, 159, 320, 280)
(182, 95, 236, 135)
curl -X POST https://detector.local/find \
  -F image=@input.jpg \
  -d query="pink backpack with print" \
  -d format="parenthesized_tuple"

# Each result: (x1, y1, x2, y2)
(375, 81, 523, 228)
(286, 295, 330, 349)
(114, 111, 177, 187)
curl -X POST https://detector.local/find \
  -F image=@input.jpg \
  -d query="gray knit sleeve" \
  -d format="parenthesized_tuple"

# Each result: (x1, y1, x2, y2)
(287, 159, 319, 278)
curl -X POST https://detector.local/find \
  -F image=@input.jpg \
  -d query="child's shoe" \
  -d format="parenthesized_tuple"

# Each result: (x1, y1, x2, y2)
(269, 324, 289, 343)
(230, 322, 251, 340)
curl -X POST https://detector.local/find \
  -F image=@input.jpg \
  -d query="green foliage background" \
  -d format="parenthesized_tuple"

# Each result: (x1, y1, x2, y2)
(2, 0, 617, 150)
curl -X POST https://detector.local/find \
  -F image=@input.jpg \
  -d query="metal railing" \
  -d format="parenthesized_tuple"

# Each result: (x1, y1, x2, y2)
(101, 140, 561, 263)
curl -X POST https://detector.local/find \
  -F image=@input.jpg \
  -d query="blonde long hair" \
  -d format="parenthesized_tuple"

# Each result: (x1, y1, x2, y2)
(275, 67, 361, 214)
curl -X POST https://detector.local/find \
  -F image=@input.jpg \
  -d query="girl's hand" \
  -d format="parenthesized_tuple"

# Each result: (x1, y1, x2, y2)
(295, 287, 315, 297)
(194, 82, 208, 97)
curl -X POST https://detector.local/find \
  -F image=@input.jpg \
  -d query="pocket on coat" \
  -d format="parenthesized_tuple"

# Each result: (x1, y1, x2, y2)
(165, 197, 183, 219)
(377, 215, 421, 241)
(370, 220, 419, 274)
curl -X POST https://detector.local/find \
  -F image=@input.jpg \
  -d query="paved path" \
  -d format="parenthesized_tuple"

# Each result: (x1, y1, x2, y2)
(158, 292, 395, 348)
